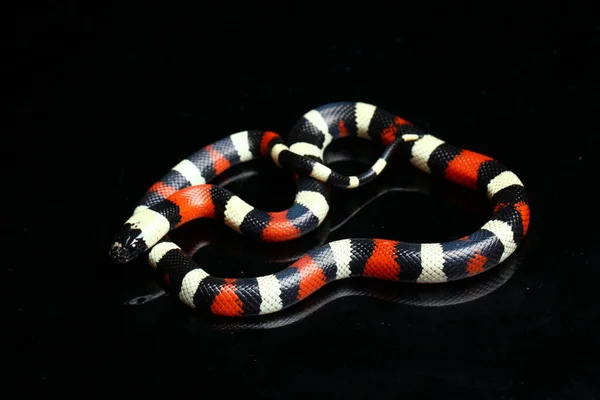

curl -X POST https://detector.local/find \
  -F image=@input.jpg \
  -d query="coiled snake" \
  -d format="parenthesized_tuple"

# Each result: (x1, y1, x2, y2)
(109, 102, 530, 317)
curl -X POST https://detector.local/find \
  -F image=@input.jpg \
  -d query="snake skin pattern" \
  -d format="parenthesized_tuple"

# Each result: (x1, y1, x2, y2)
(215, 251, 522, 330)
(109, 102, 530, 317)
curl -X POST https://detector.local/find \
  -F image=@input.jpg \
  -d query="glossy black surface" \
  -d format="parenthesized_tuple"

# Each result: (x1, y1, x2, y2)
(10, 2, 599, 397)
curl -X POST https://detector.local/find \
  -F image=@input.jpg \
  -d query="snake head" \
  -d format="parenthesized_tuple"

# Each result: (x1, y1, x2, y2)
(108, 223, 148, 263)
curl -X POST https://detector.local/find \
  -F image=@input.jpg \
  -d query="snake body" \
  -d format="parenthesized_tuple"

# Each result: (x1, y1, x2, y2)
(109, 102, 530, 317)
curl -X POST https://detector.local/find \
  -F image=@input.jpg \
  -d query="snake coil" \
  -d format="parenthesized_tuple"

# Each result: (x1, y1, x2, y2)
(109, 102, 530, 317)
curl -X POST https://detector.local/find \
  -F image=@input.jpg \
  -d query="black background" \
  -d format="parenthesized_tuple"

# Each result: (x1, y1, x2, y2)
(9, 1, 600, 398)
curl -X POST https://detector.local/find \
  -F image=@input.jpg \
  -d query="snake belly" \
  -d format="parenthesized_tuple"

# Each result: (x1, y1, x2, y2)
(109, 101, 530, 317)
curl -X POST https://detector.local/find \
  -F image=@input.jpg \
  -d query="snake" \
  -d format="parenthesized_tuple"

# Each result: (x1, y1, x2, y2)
(109, 101, 530, 317)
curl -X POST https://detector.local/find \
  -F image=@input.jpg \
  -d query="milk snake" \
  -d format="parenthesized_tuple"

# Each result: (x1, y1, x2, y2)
(109, 101, 530, 317)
